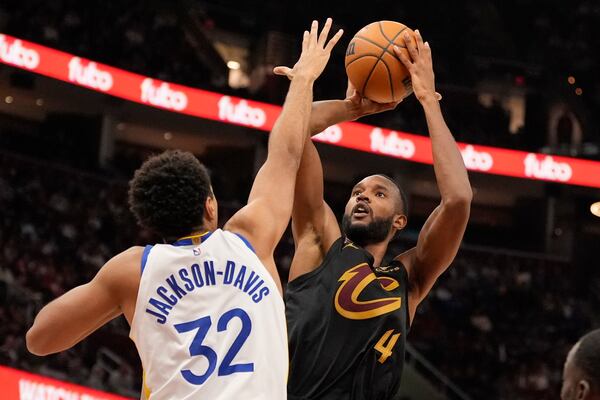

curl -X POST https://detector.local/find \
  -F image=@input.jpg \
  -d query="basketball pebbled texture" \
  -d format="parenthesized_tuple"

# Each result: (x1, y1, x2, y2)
(345, 21, 416, 103)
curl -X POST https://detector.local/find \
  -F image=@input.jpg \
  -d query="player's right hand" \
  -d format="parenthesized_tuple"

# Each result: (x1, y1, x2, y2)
(344, 79, 401, 120)
(273, 18, 343, 82)
(393, 30, 442, 104)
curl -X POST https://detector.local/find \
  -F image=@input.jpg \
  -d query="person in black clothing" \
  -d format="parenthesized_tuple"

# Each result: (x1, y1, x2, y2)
(279, 30, 473, 399)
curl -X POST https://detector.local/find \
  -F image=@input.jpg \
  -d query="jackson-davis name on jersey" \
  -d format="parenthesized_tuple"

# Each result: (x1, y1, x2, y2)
(145, 259, 270, 324)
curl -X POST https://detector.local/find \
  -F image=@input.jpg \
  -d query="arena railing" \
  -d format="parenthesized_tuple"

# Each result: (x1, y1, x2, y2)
(405, 343, 472, 400)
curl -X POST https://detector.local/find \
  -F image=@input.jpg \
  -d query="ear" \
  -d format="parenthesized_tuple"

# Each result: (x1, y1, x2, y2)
(204, 195, 217, 223)
(393, 214, 407, 231)
(576, 380, 590, 400)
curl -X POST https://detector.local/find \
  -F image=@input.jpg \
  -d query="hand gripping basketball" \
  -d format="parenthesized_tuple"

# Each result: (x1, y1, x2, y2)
(393, 30, 442, 103)
(273, 18, 344, 82)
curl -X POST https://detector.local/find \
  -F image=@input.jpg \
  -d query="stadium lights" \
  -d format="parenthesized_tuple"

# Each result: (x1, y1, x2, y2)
(591, 202, 600, 218)
(227, 61, 241, 70)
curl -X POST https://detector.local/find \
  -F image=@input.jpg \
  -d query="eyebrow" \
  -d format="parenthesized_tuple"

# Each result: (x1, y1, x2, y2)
(352, 183, 390, 192)
(372, 184, 389, 192)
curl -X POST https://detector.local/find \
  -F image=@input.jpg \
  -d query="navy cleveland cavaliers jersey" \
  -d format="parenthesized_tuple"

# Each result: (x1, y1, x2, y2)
(285, 237, 410, 400)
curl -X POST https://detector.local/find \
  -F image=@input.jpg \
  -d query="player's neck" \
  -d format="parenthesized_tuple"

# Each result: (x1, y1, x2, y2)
(363, 241, 388, 268)
(165, 227, 211, 244)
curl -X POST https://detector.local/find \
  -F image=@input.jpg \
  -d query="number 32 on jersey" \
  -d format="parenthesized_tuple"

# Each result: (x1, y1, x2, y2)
(175, 308, 254, 385)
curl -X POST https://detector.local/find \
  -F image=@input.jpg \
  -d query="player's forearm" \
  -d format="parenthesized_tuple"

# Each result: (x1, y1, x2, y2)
(309, 100, 357, 136)
(421, 97, 472, 203)
(269, 77, 315, 164)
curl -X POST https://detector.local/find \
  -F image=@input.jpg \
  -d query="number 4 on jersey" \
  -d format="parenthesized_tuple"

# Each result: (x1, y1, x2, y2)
(374, 329, 401, 364)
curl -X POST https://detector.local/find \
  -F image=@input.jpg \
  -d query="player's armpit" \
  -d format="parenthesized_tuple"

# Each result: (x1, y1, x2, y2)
(290, 201, 339, 282)
(26, 247, 141, 356)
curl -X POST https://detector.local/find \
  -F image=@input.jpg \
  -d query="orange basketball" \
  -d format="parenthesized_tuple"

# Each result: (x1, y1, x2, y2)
(345, 21, 416, 103)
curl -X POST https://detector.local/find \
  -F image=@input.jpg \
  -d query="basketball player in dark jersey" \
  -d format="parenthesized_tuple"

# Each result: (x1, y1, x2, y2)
(279, 30, 473, 399)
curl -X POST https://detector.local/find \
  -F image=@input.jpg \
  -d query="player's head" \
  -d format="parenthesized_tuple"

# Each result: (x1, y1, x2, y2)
(128, 150, 218, 241)
(342, 174, 407, 247)
(561, 329, 600, 400)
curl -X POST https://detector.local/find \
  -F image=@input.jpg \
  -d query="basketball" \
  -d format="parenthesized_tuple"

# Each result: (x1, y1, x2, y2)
(345, 21, 416, 103)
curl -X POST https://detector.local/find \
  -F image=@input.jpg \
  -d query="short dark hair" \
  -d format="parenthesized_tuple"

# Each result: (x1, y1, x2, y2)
(375, 174, 409, 215)
(128, 150, 212, 240)
(574, 329, 600, 392)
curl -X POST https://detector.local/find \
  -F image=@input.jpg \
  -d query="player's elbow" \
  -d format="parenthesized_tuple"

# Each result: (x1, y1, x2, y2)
(444, 192, 472, 213)
(26, 325, 52, 356)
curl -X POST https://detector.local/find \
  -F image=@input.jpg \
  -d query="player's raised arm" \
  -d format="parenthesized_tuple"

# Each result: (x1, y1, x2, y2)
(225, 19, 343, 279)
(26, 247, 141, 356)
(307, 80, 400, 135)
(393, 31, 472, 318)
(287, 82, 400, 281)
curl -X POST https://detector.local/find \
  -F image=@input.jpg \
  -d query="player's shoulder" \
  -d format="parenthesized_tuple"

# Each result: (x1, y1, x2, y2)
(111, 246, 145, 264)
(100, 246, 145, 278)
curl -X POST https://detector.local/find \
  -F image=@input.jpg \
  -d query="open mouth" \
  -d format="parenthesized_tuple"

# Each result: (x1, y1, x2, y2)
(352, 203, 371, 218)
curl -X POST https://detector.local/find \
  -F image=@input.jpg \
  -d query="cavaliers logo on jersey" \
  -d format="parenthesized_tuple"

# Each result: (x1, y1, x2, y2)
(334, 263, 401, 320)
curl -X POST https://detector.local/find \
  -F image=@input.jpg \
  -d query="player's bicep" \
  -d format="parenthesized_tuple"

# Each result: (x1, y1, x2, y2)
(405, 200, 469, 301)
(291, 140, 332, 243)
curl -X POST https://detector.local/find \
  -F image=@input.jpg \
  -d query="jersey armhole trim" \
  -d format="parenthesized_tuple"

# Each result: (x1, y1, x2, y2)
(391, 259, 412, 330)
(234, 233, 256, 254)
(141, 245, 153, 275)
(286, 236, 343, 290)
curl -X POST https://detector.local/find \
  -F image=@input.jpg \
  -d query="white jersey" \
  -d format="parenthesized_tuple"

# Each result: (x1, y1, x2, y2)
(130, 229, 287, 400)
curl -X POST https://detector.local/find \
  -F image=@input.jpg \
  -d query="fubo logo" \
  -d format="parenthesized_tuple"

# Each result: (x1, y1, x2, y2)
(524, 154, 573, 182)
(68, 57, 113, 91)
(218, 96, 267, 128)
(140, 78, 188, 111)
(461, 145, 493, 171)
(0, 35, 40, 70)
(370, 128, 416, 159)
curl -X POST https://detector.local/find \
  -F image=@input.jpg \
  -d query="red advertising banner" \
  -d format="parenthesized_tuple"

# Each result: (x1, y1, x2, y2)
(1, 33, 599, 188)
(0, 365, 132, 400)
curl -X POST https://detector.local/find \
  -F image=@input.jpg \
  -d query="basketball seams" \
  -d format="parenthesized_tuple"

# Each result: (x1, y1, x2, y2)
(361, 26, 409, 100)
(378, 56, 395, 101)
(378, 21, 393, 43)
(345, 54, 384, 69)
(354, 36, 406, 57)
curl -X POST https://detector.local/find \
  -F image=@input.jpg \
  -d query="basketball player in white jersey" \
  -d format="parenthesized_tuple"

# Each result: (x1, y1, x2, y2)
(26, 19, 344, 399)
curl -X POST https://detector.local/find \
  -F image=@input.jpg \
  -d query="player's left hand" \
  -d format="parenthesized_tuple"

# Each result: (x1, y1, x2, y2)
(393, 29, 442, 104)
(344, 79, 400, 120)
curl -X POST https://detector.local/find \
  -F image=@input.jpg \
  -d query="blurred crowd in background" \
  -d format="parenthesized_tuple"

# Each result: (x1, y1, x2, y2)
(1, 150, 598, 399)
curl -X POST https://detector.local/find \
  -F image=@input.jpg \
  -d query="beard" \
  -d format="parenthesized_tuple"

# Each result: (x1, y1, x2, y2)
(341, 213, 393, 247)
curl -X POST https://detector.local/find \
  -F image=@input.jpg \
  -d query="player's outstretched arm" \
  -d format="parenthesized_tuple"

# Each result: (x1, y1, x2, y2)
(287, 135, 339, 282)
(394, 31, 472, 320)
(26, 247, 141, 356)
(307, 80, 400, 135)
(225, 19, 343, 288)
(287, 81, 400, 281)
